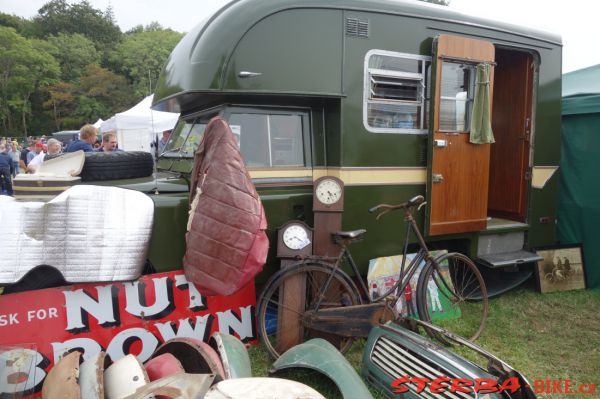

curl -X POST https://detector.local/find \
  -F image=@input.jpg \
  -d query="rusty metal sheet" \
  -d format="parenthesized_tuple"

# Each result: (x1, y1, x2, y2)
(144, 353, 184, 381)
(122, 373, 214, 399)
(270, 338, 373, 399)
(204, 377, 326, 399)
(79, 351, 107, 399)
(210, 332, 251, 379)
(104, 354, 149, 399)
(151, 337, 225, 381)
(41, 350, 80, 399)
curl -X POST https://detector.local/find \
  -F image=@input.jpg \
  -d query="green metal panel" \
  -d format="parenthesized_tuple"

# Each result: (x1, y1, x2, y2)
(527, 47, 561, 247)
(271, 338, 374, 399)
(255, 185, 314, 282)
(341, 11, 430, 167)
(224, 9, 342, 94)
(146, 193, 190, 271)
(210, 332, 252, 379)
(153, 0, 560, 112)
(341, 185, 424, 272)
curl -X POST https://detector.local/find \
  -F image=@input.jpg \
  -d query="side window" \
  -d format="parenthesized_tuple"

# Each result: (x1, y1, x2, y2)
(364, 50, 431, 134)
(228, 112, 307, 168)
(439, 62, 477, 132)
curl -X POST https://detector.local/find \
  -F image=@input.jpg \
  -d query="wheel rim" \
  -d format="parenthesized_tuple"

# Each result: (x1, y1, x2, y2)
(257, 264, 359, 359)
(420, 254, 488, 343)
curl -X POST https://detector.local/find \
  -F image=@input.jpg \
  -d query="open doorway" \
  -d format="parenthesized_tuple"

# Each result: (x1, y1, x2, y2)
(487, 48, 535, 224)
(428, 36, 537, 236)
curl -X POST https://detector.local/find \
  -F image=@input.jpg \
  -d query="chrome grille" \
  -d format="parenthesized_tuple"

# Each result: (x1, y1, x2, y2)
(371, 336, 475, 399)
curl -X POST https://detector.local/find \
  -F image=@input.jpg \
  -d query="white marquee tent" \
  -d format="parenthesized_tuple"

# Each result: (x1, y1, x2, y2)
(100, 95, 180, 153)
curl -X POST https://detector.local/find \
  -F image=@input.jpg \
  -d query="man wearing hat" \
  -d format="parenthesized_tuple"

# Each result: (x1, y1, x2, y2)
(26, 141, 44, 164)
(27, 139, 62, 173)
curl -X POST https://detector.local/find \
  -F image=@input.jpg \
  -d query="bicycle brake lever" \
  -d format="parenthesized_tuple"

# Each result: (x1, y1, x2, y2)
(418, 201, 427, 212)
(376, 208, 391, 220)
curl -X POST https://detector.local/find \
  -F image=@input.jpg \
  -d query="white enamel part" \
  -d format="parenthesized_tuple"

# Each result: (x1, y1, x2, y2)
(282, 224, 310, 250)
(315, 179, 342, 205)
(104, 354, 149, 399)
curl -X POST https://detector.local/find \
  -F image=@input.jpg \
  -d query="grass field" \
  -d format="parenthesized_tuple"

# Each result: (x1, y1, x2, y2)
(248, 282, 600, 398)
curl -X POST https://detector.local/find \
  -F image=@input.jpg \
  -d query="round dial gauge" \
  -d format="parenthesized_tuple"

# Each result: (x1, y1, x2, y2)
(282, 224, 311, 250)
(315, 178, 342, 205)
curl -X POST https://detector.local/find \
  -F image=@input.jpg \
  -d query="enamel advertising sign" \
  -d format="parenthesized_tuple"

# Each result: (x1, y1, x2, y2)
(0, 270, 256, 397)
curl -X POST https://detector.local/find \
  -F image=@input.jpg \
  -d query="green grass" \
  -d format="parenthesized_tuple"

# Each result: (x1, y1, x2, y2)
(249, 283, 600, 398)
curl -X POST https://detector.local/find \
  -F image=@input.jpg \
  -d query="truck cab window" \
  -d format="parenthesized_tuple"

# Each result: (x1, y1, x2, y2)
(164, 121, 193, 153)
(228, 112, 306, 168)
(364, 50, 431, 134)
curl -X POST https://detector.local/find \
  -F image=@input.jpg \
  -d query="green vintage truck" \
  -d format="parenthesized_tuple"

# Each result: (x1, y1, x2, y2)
(110, 0, 561, 290)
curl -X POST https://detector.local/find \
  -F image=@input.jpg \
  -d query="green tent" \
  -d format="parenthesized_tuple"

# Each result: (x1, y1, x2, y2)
(560, 66, 600, 290)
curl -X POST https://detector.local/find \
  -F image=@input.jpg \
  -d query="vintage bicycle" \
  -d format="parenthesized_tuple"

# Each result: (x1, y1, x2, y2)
(257, 195, 488, 359)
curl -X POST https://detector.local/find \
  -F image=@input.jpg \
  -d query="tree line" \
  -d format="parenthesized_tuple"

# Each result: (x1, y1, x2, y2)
(0, 0, 183, 137)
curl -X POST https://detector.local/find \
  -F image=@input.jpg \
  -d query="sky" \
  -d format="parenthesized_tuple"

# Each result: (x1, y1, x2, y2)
(1, 0, 597, 73)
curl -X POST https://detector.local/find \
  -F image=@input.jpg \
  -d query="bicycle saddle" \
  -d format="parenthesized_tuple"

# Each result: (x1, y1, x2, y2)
(332, 229, 367, 241)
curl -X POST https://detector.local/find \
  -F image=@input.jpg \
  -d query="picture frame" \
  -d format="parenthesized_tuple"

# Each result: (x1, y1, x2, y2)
(534, 244, 586, 293)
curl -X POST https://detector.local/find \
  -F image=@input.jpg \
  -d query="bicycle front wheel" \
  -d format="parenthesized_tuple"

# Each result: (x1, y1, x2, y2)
(416, 252, 488, 344)
(257, 261, 362, 359)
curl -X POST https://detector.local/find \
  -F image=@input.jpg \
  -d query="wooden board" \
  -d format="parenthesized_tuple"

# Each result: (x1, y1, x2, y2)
(429, 35, 495, 236)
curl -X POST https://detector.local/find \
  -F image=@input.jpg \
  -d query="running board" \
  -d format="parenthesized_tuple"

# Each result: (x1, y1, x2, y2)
(477, 249, 542, 268)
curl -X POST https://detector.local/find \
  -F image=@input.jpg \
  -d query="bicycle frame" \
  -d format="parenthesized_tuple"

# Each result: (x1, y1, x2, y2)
(314, 204, 435, 312)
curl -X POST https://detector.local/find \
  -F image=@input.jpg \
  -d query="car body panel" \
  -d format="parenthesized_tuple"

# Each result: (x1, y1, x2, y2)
(270, 338, 373, 399)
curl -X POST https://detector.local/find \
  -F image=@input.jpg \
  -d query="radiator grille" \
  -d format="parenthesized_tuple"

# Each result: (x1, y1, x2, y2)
(345, 18, 369, 37)
(371, 336, 475, 399)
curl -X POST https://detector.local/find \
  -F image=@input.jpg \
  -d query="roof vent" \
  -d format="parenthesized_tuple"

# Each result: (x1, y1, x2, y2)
(346, 18, 369, 38)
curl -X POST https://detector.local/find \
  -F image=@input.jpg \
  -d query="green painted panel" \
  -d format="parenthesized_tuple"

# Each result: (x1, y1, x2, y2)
(146, 193, 189, 272)
(341, 12, 431, 167)
(225, 9, 342, 94)
(528, 176, 559, 249)
(341, 185, 425, 273)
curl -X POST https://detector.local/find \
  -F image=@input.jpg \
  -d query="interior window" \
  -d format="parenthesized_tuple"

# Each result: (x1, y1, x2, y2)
(439, 62, 476, 132)
(228, 112, 306, 168)
(364, 50, 431, 133)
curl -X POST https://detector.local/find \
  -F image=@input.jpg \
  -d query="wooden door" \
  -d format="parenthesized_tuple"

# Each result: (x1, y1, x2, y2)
(488, 50, 533, 221)
(428, 35, 495, 236)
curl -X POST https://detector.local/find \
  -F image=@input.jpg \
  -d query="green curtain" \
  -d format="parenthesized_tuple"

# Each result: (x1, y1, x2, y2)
(470, 63, 495, 144)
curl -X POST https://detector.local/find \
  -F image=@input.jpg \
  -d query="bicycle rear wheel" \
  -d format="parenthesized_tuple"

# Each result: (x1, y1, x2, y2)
(257, 261, 362, 359)
(416, 252, 488, 344)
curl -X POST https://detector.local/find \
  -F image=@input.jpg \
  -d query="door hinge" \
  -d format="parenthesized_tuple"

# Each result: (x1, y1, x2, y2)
(524, 170, 532, 180)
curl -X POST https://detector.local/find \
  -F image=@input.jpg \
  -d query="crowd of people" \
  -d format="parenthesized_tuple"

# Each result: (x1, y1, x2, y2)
(0, 124, 124, 196)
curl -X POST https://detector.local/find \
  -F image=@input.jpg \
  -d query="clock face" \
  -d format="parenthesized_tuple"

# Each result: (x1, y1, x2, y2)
(282, 224, 311, 250)
(315, 178, 342, 205)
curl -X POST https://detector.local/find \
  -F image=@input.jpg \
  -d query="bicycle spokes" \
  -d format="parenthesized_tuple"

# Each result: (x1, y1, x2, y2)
(417, 253, 488, 344)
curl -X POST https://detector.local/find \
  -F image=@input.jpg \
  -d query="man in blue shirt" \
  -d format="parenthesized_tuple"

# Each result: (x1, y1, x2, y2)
(65, 124, 98, 153)
(0, 143, 15, 195)
(97, 132, 124, 152)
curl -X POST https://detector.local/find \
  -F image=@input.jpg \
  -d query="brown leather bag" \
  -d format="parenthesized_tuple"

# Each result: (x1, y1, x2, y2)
(183, 117, 268, 296)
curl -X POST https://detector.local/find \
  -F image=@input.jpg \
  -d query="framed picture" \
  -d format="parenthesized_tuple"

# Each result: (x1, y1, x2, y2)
(534, 244, 586, 293)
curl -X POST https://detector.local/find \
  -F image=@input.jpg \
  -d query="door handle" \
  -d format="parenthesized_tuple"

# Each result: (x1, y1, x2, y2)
(432, 174, 444, 184)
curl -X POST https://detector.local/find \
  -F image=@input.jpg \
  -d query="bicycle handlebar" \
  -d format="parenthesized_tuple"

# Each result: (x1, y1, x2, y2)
(369, 195, 426, 219)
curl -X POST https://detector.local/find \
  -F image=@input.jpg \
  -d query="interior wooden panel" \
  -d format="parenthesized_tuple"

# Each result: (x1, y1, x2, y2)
(488, 49, 533, 221)
(430, 35, 495, 236)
